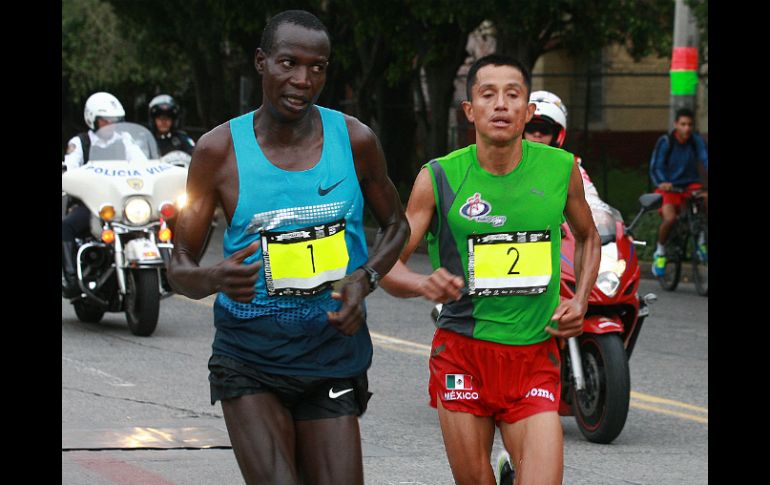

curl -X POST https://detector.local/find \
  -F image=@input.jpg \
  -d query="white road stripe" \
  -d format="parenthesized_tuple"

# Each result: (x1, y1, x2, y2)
(62, 356, 135, 387)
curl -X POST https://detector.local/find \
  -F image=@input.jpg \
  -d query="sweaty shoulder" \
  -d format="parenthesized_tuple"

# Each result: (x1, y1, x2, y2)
(343, 113, 377, 155)
(190, 122, 232, 170)
(343, 113, 383, 181)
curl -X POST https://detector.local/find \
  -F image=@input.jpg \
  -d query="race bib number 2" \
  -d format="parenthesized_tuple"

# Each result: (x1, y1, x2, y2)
(262, 220, 349, 296)
(467, 230, 552, 296)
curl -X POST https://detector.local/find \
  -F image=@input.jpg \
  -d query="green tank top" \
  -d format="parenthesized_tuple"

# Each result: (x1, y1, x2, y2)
(426, 140, 573, 345)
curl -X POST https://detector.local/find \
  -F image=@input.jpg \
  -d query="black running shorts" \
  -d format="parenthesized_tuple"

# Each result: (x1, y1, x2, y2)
(208, 354, 373, 420)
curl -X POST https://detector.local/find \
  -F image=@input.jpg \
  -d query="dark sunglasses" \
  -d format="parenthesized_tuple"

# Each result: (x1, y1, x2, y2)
(525, 123, 555, 136)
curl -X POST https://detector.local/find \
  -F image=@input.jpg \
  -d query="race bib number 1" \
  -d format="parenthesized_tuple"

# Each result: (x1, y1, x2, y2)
(262, 220, 349, 296)
(467, 230, 552, 296)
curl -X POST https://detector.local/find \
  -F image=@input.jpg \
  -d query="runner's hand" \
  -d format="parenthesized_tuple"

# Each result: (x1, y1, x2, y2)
(417, 268, 465, 303)
(327, 271, 369, 336)
(545, 299, 586, 338)
(212, 241, 261, 303)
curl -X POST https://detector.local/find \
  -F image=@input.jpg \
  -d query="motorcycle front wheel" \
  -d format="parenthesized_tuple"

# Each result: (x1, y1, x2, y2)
(73, 300, 105, 324)
(124, 268, 160, 337)
(572, 333, 630, 444)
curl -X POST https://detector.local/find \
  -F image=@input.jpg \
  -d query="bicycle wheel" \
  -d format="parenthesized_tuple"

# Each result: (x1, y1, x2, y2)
(691, 221, 708, 297)
(657, 225, 682, 291)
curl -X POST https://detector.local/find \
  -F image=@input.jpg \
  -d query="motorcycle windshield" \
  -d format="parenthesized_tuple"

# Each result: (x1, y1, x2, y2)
(589, 201, 624, 245)
(89, 122, 160, 162)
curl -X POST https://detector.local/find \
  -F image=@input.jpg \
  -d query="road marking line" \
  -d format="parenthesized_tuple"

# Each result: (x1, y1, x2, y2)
(173, 295, 708, 423)
(630, 401, 708, 424)
(631, 391, 707, 414)
(62, 356, 135, 387)
(371, 332, 431, 353)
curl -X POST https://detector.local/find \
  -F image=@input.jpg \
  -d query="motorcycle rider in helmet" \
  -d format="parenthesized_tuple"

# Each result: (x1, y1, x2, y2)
(524, 90, 608, 210)
(61, 92, 147, 298)
(147, 94, 195, 157)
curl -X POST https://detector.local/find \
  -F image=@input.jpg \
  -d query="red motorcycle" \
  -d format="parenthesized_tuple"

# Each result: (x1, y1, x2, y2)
(557, 193, 661, 443)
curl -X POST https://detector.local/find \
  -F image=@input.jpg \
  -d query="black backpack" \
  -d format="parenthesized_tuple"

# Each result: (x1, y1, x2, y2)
(662, 130, 698, 167)
(77, 132, 91, 164)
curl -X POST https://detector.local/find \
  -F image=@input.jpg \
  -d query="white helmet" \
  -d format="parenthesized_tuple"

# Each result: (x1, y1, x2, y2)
(84, 92, 125, 131)
(529, 90, 568, 148)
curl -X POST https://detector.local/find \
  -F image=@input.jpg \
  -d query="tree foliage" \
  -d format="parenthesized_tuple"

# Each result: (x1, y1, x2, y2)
(63, 0, 676, 185)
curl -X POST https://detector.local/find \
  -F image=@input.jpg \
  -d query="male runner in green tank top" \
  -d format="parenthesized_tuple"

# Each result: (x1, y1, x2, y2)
(381, 54, 600, 485)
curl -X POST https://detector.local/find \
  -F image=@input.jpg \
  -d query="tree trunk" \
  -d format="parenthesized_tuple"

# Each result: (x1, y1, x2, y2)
(423, 36, 469, 161)
(375, 76, 417, 191)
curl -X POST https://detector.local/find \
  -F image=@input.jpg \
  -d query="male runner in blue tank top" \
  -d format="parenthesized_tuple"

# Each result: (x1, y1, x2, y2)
(168, 10, 409, 484)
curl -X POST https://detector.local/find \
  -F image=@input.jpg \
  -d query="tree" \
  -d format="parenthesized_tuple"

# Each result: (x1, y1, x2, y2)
(62, 0, 193, 146)
(490, 0, 674, 71)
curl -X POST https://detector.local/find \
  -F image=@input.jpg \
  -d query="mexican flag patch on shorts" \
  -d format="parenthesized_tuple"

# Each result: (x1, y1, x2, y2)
(445, 374, 473, 390)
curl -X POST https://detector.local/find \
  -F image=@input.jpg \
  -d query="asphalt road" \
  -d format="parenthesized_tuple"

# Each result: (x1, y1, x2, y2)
(62, 221, 707, 484)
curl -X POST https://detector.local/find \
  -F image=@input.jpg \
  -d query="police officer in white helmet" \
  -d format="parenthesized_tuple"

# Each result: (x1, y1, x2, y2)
(61, 92, 147, 298)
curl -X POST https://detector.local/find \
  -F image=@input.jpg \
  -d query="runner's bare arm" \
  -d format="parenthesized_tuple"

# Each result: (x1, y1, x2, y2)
(547, 161, 601, 338)
(326, 117, 410, 335)
(380, 167, 465, 302)
(168, 125, 262, 302)
(347, 117, 410, 278)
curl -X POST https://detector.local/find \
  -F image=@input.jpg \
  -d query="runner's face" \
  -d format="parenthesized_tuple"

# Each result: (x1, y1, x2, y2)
(256, 23, 330, 121)
(462, 64, 534, 146)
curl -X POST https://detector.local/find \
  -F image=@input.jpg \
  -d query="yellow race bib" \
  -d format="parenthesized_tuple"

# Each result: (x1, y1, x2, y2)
(262, 220, 349, 296)
(467, 230, 552, 296)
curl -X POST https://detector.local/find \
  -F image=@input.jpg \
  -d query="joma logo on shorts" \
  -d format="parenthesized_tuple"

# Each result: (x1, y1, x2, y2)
(525, 387, 555, 402)
(443, 391, 479, 401)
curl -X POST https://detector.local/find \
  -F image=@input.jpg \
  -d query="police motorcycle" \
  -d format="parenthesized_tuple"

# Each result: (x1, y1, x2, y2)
(159, 149, 192, 169)
(61, 122, 188, 336)
(431, 193, 662, 443)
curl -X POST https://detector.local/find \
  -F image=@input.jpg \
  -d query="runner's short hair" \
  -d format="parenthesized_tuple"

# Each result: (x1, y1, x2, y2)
(260, 10, 329, 54)
(466, 54, 531, 101)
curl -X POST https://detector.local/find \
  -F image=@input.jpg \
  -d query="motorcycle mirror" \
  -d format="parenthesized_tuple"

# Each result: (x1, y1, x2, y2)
(625, 193, 663, 233)
(638, 193, 663, 211)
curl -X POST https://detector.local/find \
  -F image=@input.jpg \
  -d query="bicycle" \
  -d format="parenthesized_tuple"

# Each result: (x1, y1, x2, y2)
(656, 188, 708, 296)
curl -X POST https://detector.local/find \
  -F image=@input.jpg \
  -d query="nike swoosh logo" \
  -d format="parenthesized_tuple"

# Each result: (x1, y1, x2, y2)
(318, 178, 346, 196)
(328, 387, 354, 399)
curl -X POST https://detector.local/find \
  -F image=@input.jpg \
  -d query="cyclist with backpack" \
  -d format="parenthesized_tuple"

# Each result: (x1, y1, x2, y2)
(649, 107, 708, 278)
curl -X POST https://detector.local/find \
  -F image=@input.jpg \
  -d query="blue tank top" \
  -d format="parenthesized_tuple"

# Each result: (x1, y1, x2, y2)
(212, 106, 372, 377)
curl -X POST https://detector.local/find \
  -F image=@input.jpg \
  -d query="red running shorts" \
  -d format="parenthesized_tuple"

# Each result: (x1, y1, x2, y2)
(428, 328, 561, 424)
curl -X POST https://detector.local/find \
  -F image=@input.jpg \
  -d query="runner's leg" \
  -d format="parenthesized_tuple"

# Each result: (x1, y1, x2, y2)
(221, 393, 300, 485)
(295, 416, 364, 485)
(498, 411, 563, 485)
(436, 399, 497, 485)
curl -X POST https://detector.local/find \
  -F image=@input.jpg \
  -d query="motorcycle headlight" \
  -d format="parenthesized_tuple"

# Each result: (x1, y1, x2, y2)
(176, 192, 188, 209)
(596, 271, 620, 297)
(124, 198, 152, 225)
